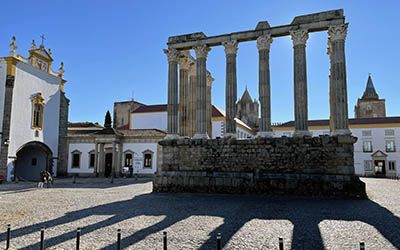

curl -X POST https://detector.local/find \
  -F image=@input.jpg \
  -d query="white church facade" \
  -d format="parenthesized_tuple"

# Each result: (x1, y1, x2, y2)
(0, 37, 69, 181)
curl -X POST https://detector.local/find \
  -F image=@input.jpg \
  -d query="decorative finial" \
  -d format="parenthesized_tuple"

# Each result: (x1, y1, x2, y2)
(40, 34, 46, 48)
(9, 36, 17, 56)
(48, 48, 52, 55)
(31, 40, 36, 50)
(58, 62, 64, 77)
(368, 72, 371, 77)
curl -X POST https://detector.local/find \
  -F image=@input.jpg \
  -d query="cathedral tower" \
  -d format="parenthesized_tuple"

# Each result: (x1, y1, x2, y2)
(236, 87, 259, 129)
(354, 74, 386, 118)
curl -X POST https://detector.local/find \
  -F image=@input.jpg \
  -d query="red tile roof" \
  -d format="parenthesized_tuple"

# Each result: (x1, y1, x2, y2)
(275, 116, 400, 127)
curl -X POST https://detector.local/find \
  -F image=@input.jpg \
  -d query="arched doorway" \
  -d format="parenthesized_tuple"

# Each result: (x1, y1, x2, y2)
(14, 141, 53, 181)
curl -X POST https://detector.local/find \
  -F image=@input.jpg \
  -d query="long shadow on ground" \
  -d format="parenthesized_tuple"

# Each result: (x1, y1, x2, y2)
(1, 186, 400, 249)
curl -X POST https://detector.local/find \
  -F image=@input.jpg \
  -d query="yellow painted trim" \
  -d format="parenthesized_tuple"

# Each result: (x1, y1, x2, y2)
(31, 93, 44, 130)
(211, 117, 225, 121)
(349, 123, 400, 128)
(211, 116, 254, 134)
(4, 57, 19, 76)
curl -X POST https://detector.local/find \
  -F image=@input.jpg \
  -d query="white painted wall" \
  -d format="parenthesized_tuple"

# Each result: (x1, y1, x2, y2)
(212, 120, 224, 138)
(6, 61, 62, 180)
(273, 127, 400, 177)
(68, 143, 96, 174)
(122, 142, 158, 174)
(131, 112, 167, 131)
(66, 142, 159, 175)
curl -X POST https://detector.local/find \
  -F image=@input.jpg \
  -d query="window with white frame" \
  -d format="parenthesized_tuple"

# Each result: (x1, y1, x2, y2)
(363, 141, 373, 152)
(71, 150, 81, 168)
(385, 129, 395, 136)
(389, 161, 396, 171)
(143, 150, 153, 168)
(386, 140, 396, 152)
(124, 151, 133, 167)
(362, 130, 372, 137)
(364, 160, 373, 171)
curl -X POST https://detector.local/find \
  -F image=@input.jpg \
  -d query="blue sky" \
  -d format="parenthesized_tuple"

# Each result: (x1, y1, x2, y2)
(0, 1, 398, 124)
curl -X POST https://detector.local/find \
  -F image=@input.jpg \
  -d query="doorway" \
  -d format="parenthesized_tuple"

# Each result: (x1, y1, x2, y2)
(105, 153, 113, 177)
(374, 160, 386, 176)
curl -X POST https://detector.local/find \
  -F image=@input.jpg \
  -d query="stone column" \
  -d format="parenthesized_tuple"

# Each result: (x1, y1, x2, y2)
(193, 44, 211, 139)
(206, 72, 214, 137)
(178, 53, 190, 136)
(256, 34, 273, 137)
(164, 48, 180, 139)
(112, 142, 117, 178)
(94, 142, 99, 175)
(222, 40, 238, 137)
(290, 29, 311, 137)
(189, 63, 197, 137)
(328, 24, 351, 135)
(98, 143, 105, 176)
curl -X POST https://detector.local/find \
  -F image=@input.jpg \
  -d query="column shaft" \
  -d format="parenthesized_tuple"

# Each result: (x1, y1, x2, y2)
(206, 74, 213, 137)
(164, 48, 180, 139)
(223, 40, 238, 137)
(189, 66, 197, 137)
(193, 45, 211, 139)
(179, 56, 190, 136)
(328, 24, 351, 135)
(291, 30, 311, 137)
(257, 35, 273, 137)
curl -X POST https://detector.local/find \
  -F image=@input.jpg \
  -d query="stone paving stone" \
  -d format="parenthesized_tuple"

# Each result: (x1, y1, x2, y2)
(0, 177, 399, 249)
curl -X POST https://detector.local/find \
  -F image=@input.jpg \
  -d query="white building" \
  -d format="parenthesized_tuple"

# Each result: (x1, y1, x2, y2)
(66, 121, 164, 177)
(130, 104, 255, 139)
(273, 117, 400, 177)
(0, 37, 68, 181)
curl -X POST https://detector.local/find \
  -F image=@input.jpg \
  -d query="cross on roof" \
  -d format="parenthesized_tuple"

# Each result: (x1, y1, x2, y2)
(40, 34, 46, 46)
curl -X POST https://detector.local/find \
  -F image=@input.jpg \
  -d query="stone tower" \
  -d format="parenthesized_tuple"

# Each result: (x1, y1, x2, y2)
(354, 75, 386, 118)
(236, 87, 259, 129)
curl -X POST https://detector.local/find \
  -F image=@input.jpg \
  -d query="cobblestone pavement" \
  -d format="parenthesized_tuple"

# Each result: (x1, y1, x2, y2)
(0, 177, 400, 249)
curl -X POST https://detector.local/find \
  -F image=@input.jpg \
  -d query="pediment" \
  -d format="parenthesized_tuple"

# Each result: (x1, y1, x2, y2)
(371, 150, 387, 157)
(29, 48, 53, 62)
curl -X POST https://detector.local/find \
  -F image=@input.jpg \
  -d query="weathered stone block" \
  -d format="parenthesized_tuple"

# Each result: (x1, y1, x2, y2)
(154, 135, 366, 197)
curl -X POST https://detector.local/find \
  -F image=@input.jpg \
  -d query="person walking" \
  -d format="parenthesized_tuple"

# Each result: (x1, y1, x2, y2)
(38, 171, 45, 188)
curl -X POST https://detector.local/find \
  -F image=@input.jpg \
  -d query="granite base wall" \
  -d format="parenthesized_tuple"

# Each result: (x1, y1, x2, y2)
(153, 135, 366, 197)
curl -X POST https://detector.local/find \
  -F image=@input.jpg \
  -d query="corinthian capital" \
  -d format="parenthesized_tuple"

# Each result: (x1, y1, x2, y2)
(222, 40, 238, 55)
(163, 48, 180, 63)
(290, 29, 309, 46)
(328, 24, 348, 42)
(256, 34, 273, 51)
(179, 54, 191, 70)
(194, 44, 211, 59)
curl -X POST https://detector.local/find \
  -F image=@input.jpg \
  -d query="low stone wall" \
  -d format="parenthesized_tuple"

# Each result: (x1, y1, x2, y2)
(153, 135, 366, 197)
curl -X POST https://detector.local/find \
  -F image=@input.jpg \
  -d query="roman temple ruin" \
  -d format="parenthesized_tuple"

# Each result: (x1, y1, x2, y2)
(154, 9, 366, 197)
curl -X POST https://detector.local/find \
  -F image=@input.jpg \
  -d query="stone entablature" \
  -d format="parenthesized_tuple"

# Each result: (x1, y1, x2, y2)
(153, 136, 366, 197)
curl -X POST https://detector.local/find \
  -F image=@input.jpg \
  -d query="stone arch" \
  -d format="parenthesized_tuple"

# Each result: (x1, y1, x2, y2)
(14, 141, 53, 181)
